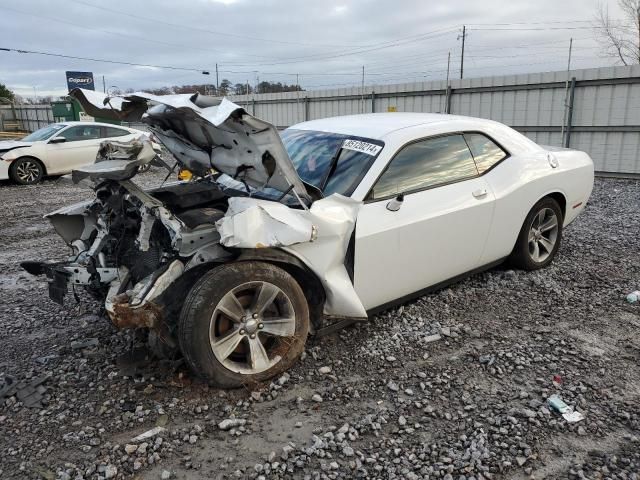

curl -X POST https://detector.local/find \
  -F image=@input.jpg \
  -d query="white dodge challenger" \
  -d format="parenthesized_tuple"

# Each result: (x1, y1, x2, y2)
(23, 89, 594, 388)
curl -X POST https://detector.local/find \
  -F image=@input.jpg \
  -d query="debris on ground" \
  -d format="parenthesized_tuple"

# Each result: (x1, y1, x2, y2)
(626, 290, 640, 303)
(131, 426, 167, 442)
(0, 374, 48, 408)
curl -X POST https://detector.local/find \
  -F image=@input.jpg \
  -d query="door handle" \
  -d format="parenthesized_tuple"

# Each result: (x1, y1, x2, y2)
(472, 189, 488, 199)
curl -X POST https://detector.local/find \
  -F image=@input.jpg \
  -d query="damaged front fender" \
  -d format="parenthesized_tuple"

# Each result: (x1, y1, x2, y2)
(216, 194, 367, 319)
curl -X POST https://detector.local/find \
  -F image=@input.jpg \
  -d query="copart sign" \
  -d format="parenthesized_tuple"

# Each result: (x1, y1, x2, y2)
(66, 71, 95, 92)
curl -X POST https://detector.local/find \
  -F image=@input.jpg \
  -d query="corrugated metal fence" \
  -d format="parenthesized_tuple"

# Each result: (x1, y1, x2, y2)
(0, 104, 54, 132)
(1, 65, 638, 174)
(228, 65, 640, 175)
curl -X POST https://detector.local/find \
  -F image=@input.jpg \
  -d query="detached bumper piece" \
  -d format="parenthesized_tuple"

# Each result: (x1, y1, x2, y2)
(20, 261, 118, 305)
(21, 261, 70, 305)
(49, 268, 71, 305)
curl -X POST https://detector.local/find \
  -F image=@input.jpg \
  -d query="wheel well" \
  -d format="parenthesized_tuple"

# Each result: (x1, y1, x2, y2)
(235, 249, 326, 328)
(157, 250, 326, 330)
(14, 156, 47, 175)
(546, 192, 566, 220)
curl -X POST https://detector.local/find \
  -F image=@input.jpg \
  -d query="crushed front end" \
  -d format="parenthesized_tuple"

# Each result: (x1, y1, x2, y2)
(22, 91, 369, 370)
(23, 178, 232, 340)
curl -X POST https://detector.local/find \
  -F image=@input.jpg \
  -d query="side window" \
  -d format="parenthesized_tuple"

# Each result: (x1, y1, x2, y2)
(61, 125, 101, 142)
(370, 134, 478, 200)
(105, 127, 131, 138)
(464, 132, 508, 174)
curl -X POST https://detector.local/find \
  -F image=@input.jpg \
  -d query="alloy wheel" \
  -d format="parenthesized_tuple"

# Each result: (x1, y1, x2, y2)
(527, 207, 559, 263)
(16, 160, 41, 184)
(209, 281, 296, 375)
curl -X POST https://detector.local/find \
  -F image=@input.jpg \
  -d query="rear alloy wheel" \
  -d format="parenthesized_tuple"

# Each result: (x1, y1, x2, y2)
(178, 262, 309, 388)
(10, 157, 44, 185)
(510, 197, 563, 270)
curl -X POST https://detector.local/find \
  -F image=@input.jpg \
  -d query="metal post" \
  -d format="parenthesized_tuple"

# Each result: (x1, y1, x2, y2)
(296, 73, 300, 122)
(361, 66, 365, 113)
(252, 98, 256, 116)
(460, 25, 466, 80)
(444, 51, 451, 113)
(304, 96, 309, 121)
(215, 63, 219, 91)
(445, 86, 452, 114)
(561, 38, 573, 146)
(564, 77, 576, 148)
(102, 75, 106, 93)
(371, 91, 376, 113)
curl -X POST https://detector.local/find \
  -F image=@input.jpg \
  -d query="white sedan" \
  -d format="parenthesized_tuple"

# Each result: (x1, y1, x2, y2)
(0, 121, 148, 184)
(25, 91, 594, 388)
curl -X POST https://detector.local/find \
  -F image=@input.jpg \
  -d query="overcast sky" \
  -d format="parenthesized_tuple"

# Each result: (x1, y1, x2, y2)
(0, 0, 627, 98)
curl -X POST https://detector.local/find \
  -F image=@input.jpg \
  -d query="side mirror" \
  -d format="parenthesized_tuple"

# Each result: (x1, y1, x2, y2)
(386, 193, 404, 212)
(49, 136, 67, 144)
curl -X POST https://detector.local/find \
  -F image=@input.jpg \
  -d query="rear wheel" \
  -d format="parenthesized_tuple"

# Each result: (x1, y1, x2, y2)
(178, 262, 309, 388)
(10, 157, 44, 185)
(510, 197, 563, 270)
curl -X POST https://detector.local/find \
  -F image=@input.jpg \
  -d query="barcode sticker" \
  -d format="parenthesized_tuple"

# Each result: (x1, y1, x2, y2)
(342, 139, 382, 156)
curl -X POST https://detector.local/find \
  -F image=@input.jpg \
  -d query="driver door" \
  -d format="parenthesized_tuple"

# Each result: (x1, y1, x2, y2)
(44, 124, 103, 174)
(354, 133, 496, 310)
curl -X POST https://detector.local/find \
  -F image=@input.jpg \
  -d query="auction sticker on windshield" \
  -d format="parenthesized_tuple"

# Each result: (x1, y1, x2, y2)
(342, 139, 382, 156)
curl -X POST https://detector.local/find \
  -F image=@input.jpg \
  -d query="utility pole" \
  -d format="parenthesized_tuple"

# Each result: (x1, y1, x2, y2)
(246, 80, 250, 98)
(215, 63, 219, 91)
(361, 65, 365, 113)
(459, 25, 466, 79)
(561, 37, 573, 145)
(102, 75, 106, 93)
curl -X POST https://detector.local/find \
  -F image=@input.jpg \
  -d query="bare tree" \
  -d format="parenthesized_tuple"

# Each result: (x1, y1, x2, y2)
(595, 0, 640, 65)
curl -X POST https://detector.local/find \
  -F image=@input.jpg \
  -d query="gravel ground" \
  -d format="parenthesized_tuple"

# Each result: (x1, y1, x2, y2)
(0, 172, 639, 480)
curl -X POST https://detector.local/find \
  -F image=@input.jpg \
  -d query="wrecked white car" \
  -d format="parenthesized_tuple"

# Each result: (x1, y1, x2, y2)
(23, 88, 594, 387)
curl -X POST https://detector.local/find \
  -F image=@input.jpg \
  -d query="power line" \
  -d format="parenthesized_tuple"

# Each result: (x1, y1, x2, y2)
(0, 47, 211, 73)
(0, 4, 270, 59)
(219, 28, 460, 67)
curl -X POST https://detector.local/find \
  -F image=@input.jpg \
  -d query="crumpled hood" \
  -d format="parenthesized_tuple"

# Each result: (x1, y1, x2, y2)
(70, 88, 309, 201)
(0, 140, 33, 152)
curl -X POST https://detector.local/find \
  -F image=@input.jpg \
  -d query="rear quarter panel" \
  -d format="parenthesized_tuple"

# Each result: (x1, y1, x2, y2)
(480, 147, 594, 264)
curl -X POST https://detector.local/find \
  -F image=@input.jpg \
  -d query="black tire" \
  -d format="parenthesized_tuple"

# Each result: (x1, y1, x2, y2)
(9, 157, 44, 185)
(178, 261, 310, 388)
(510, 197, 563, 270)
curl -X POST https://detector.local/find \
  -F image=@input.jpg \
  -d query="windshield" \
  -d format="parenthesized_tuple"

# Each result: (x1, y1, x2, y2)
(281, 129, 384, 197)
(22, 124, 66, 142)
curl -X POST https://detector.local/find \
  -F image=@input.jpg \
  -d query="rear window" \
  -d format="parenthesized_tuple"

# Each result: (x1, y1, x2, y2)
(105, 127, 131, 138)
(464, 132, 508, 174)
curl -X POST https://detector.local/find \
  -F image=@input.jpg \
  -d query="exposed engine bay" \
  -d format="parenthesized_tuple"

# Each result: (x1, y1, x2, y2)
(22, 90, 367, 359)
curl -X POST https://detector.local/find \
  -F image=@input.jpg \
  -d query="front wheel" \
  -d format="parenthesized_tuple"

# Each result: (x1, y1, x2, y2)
(178, 262, 309, 388)
(510, 197, 563, 270)
(10, 157, 44, 185)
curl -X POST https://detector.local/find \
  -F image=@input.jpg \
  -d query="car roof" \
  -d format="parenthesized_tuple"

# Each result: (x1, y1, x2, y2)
(289, 113, 497, 140)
